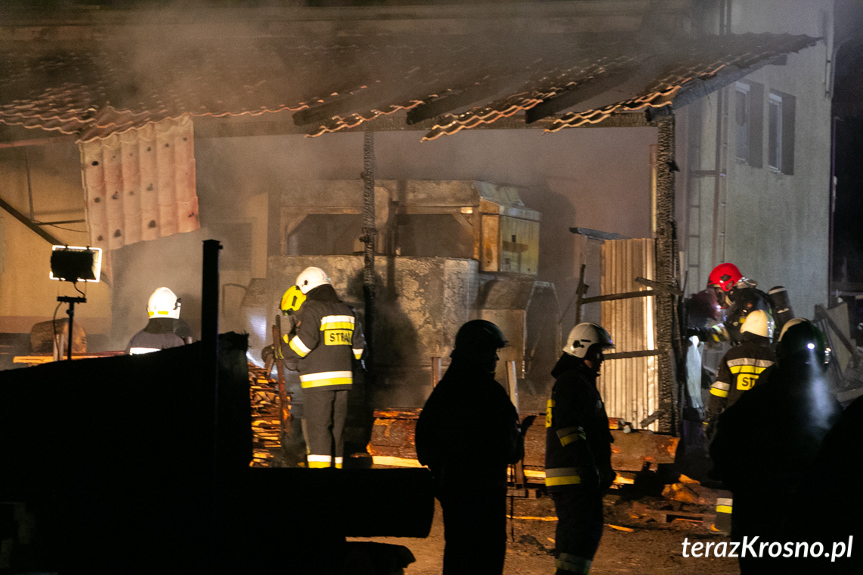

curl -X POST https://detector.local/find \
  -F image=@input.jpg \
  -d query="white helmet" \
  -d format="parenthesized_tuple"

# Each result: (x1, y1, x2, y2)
(147, 287, 181, 319)
(740, 309, 775, 340)
(296, 267, 331, 294)
(563, 322, 615, 359)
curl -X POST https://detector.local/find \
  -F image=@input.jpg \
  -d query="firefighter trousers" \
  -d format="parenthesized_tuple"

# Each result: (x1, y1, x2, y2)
(551, 488, 604, 575)
(303, 388, 349, 468)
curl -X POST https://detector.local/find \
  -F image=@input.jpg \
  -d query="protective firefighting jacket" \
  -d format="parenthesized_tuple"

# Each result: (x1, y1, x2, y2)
(705, 332, 775, 429)
(126, 318, 185, 354)
(280, 284, 364, 391)
(545, 354, 614, 492)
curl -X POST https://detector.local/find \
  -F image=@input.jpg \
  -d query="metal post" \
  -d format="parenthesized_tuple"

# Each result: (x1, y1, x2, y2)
(58, 295, 85, 360)
(201, 239, 221, 571)
(202, 239, 222, 448)
(431, 356, 442, 388)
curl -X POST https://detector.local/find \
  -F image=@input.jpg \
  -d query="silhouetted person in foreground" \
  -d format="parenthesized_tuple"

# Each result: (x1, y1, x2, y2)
(782, 392, 863, 574)
(415, 320, 522, 575)
(710, 319, 842, 574)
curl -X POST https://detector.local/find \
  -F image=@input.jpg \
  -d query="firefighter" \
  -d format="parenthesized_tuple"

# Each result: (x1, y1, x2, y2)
(709, 319, 842, 574)
(707, 263, 794, 344)
(703, 308, 777, 533)
(705, 309, 777, 431)
(415, 319, 522, 575)
(270, 267, 365, 469)
(545, 323, 616, 575)
(126, 287, 186, 354)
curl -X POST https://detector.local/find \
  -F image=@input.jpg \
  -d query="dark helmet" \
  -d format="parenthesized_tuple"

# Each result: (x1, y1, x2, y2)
(776, 318, 830, 368)
(453, 320, 508, 356)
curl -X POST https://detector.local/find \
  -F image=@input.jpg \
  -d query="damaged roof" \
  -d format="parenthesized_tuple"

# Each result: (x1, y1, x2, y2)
(0, 12, 818, 143)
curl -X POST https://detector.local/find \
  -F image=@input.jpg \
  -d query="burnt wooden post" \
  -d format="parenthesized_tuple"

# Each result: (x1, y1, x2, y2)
(361, 131, 376, 382)
(654, 115, 679, 434)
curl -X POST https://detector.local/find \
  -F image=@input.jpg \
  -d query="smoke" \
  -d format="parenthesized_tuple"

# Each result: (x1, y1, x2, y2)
(111, 231, 204, 349)
(60, 3, 674, 358)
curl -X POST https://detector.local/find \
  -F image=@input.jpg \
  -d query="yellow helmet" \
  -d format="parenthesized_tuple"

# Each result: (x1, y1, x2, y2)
(280, 285, 306, 315)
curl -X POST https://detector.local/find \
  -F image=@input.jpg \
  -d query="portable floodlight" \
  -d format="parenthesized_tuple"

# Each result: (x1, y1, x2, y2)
(49, 246, 102, 283)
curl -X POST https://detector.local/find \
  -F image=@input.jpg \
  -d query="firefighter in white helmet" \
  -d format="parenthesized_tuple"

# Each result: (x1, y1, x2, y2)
(270, 267, 365, 469)
(703, 308, 777, 534)
(545, 323, 616, 575)
(705, 309, 777, 429)
(126, 287, 187, 355)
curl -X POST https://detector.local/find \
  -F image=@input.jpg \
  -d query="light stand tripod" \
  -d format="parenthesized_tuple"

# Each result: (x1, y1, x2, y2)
(57, 294, 86, 361)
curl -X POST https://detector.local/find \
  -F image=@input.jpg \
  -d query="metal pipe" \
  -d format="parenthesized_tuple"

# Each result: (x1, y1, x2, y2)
(201, 239, 222, 424)
(0, 194, 63, 244)
(200, 238, 221, 573)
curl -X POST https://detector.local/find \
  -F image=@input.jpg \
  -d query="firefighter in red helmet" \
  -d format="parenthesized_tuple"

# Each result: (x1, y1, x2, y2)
(706, 263, 793, 345)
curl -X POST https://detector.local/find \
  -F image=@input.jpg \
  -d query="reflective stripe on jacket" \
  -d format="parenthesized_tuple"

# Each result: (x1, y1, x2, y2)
(282, 298, 365, 391)
(706, 335, 775, 426)
(544, 357, 612, 493)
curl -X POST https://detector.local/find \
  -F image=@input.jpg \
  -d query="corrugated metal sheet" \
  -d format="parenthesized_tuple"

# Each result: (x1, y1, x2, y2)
(599, 238, 659, 431)
(80, 115, 199, 254)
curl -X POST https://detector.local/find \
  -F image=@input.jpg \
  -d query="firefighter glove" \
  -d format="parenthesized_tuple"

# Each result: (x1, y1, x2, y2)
(261, 344, 283, 365)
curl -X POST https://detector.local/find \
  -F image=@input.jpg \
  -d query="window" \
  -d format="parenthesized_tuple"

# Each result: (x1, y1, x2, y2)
(286, 214, 363, 255)
(768, 90, 796, 174)
(734, 81, 763, 167)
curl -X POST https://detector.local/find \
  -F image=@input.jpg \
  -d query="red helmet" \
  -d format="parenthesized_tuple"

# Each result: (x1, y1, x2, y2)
(708, 263, 743, 292)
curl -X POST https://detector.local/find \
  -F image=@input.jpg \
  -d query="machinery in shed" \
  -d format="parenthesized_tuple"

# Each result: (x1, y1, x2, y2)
(241, 180, 561, 412)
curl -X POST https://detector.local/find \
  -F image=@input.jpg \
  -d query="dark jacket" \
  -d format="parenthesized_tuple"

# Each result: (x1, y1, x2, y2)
(281, 284, 365, 392)
(710, 353, 842, 502)
(126, 318, 185, 354)
(544, 354, 614, 492)
(415, 358, 521, 494)
(705, 332, 776, 429)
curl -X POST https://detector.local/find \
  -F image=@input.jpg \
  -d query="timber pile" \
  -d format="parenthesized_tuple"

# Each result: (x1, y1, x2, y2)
(248, 363, 288, 467)
(367, 409, 422, 467)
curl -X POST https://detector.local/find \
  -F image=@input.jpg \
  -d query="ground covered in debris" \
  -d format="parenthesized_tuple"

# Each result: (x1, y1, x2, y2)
(350, 489, 740, 575)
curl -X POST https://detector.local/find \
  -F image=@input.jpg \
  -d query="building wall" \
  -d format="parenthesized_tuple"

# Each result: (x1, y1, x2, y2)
(680, 0, 833, 319)
(0, 143, 112, 344)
